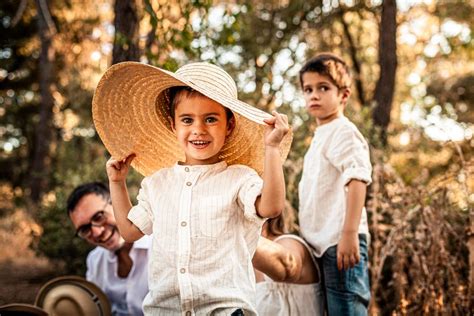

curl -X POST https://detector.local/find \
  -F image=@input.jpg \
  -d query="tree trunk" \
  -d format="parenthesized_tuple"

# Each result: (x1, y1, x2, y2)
(29, 0, 56, 204)
(372, 0, 397, 144)
(339, 10, 366, 107)
(112, 0, 141, 64)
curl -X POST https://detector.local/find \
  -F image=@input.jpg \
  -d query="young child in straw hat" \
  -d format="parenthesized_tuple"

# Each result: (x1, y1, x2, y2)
(92, 61, 292, 315)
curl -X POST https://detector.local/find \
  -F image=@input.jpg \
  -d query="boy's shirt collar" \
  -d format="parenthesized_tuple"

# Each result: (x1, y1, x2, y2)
(314, 115, 347, 134)
(174, 160, 227, 174)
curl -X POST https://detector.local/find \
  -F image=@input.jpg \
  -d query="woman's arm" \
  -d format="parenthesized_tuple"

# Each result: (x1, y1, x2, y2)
(252, 237, 301, 282)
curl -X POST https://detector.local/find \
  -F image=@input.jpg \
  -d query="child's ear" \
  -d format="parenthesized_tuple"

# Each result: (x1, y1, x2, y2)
(340, 88, 351, 105)
(168, 116, 176, 133)
(226, 116, 235, 137)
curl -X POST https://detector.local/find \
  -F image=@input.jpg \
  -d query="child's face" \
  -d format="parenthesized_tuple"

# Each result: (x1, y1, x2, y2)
(301, 71, 350, 125)
(171, 95, 234, 165)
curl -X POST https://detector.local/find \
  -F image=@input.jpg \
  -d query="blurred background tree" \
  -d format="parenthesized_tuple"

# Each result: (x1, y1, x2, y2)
(0, 0, 472, 313)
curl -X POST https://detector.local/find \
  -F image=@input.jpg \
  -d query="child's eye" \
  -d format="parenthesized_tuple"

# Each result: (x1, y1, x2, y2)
(205, 117, 218, 123)
(304, 87, 312, 94)
(181, 117, 193, 124)
(319, 86, 329, 92)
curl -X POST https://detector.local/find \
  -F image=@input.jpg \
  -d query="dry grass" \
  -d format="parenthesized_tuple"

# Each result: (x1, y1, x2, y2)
(0, 186, 60, 305)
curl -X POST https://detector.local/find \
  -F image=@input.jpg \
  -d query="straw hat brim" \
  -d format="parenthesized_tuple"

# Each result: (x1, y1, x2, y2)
(92, 62, 293, 176)
(35, 275, 111, 316)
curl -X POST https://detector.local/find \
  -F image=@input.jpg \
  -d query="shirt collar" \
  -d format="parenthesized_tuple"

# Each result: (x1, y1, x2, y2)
(173, 161, 227, 174)
(314, 115, 347, 135)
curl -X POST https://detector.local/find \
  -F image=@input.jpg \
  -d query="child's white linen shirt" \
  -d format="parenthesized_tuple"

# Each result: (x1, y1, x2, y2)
(128, 161, 264, 316)
(298, 116, 372, 257)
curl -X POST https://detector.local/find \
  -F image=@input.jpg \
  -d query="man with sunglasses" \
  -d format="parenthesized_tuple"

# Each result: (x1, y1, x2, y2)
(67, 182, 150, 316)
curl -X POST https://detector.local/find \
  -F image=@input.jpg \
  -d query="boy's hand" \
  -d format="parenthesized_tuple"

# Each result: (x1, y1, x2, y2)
(263, 111, 290, 147)
(337, 231, 360, 270)
(106, 154, 135, 183)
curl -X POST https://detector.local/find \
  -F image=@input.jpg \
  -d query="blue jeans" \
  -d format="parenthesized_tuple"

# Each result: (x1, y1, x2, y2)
(320, 234, 371, 316)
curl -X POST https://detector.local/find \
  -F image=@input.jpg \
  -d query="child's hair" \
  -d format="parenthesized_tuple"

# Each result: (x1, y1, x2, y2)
(265, 204, 299, 236)
(167, 86, 234, 122)
(299, 53, 352, 90)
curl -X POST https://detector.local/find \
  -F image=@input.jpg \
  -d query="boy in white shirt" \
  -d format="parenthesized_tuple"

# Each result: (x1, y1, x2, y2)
(92, 61, 292, 315)
(298, 53, 372, 315)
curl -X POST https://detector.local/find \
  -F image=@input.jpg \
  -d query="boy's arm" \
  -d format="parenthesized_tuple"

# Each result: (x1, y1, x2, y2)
(337, 179, 367, 270)
(255, 111, 289, 218)
(252, 237, 302, 283)
(106, 155, 144, 242)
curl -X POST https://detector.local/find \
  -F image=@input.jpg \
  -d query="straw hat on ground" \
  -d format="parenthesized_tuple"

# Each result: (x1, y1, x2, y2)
(0, 303, 48, 316)
(92, 62, 293, 176)
(35, 276, 111, 316)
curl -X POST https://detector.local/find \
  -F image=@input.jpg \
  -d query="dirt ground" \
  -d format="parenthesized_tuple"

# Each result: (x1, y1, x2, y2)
(0, 209, 61, 306)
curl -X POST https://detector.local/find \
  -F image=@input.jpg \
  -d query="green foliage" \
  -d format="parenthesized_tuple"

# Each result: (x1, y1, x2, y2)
(34, 188, 92, 275)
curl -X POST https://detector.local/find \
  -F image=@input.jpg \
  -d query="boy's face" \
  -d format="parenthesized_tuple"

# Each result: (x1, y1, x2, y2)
(301, 71, 350, 125)
(170, 94, 234, 165)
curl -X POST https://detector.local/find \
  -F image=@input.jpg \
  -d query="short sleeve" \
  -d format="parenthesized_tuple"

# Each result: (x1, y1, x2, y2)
(237, 168, 265, 223)
(128, 176, 154, 235)
(326, 126, 372, 186)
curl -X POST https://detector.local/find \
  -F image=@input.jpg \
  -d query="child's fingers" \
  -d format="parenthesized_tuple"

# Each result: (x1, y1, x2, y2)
(263, 116, 276, 125)
(273, 112, 289, 130)
(337, 252, 343, 271)
(349, 254, 357, 268)
(124, 153, 136, 166)
(106, 158, 121, 170)
(343, 254, 350, 270)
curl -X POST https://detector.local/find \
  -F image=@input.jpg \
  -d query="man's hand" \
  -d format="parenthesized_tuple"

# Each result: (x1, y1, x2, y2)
(106, 154, 135, 183)
(337, 231, 360, 270)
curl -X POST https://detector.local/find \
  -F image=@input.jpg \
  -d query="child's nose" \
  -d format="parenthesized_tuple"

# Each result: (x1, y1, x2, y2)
(192, 122, 207, 135)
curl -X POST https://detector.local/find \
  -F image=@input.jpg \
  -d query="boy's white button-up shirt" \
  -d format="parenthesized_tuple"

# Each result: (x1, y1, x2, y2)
(298, 116, 372, 257)
(86, 235, 151, 316)
(128, 161, 264, 316)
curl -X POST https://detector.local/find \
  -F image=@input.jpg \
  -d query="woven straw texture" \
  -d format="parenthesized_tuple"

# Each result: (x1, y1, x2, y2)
(92, 62, 293, 176)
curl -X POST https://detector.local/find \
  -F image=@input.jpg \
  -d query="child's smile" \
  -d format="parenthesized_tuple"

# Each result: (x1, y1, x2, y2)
(171, 95, 233, 165)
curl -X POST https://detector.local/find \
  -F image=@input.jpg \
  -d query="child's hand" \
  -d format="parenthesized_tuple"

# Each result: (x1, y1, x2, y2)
(263, 111, 290, 147)
(337, 231, 360, 270)
(106, 154, 135, 183)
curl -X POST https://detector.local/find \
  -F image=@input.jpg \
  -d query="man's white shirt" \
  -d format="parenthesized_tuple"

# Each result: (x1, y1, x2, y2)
(86, 235, 151, 316)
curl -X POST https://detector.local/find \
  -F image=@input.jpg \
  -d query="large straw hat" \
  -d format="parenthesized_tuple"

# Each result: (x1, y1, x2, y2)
(35, 276, 111, 316)
(92, 62, 293, 176)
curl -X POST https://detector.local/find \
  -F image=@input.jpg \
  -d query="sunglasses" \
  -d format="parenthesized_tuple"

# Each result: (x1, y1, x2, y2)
(75, 201, 110, 239)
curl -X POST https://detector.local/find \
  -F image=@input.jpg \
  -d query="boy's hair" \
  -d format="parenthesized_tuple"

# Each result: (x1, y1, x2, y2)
(67, 182, 110, 214)
(167, 86, 234, 122)
(299, 53, 352, 90)
(265, 204, 299, 236)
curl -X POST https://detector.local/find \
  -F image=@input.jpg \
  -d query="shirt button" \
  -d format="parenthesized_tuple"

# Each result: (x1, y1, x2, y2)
(186, 182, 192, 186)
(185, 167, 189, 172)
(180, 268, 186, 274)
(185, 312, 191, 316)
(181, 221, 187, 227)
